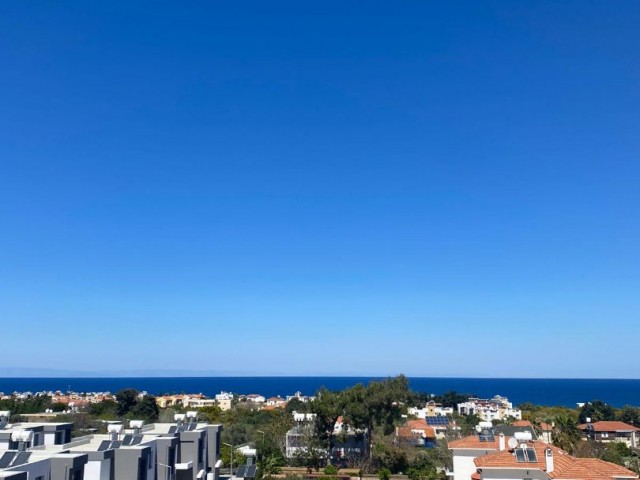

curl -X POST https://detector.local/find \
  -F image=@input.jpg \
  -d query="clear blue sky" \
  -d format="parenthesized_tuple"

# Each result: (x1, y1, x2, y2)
(1, 1, 639, 378)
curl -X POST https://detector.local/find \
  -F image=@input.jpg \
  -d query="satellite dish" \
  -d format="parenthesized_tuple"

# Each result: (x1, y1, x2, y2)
(508, 437, 518, 449)
(475, 425, 482, 433)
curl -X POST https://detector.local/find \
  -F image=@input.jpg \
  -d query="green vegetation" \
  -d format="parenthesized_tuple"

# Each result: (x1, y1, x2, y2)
(0, 395, 55, 420)
(5, 382, 640, 477)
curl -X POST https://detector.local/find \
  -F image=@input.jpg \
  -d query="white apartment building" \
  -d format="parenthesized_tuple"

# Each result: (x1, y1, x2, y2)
(457, 395, 522, 422)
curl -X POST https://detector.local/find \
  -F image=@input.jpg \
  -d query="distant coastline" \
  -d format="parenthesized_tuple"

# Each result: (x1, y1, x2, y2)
(1, 376, 640, 408)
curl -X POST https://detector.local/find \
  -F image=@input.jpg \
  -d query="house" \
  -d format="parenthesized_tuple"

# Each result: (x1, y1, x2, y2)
(449, 426, 508, 480)
(408, 401, 454, 419)
(395, 419, 436, 448)
(286, 391, 315, 403)
(474, 439, 638, 480)
(266, 397, 286, 408)
(285, 413, 368, 463)
(245, 394, 266, 404)
(449, 421, 547, 480)
(578, 421, 640, 447)
(457, 396, 522, 422)
(538, 422, 553, 444)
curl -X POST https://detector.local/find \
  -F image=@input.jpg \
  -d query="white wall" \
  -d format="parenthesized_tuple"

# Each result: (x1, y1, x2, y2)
(43, 432, 56, 446)
(84, 458, 112, 480)
(452, 451, 481, 480)
(8, 458, 50, 480)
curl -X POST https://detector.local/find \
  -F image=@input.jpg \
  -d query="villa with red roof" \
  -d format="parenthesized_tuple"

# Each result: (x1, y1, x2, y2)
(578, 421, 640, 447)
(473, 441, 638, 480)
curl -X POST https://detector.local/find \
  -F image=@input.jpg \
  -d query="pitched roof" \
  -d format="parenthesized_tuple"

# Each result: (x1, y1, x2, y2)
(511, 420, 533, 427)
(578, 421, 640, 432)
(494, 424, 538, 439)
(448, 434, 503, 450)
(396, 426, 436, 438)
(474, 442, 638, 480)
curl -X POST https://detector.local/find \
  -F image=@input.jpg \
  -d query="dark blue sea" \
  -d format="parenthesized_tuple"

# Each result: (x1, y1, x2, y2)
(1, 377, 639, 408)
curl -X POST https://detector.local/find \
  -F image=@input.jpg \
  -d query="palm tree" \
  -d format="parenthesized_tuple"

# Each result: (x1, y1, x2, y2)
(552, 415, 581, 453)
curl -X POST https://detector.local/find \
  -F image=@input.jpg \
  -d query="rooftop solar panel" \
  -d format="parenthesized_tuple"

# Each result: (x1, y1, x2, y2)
(12, 452, 30, 466)
(515, 449, 526, 462)
(236, 465, 247, 477)
(168, 426, 177, 434)
(129, 436, 142, 446)
(246, 465, 257, 478)
(122, 435, 133, 446)
(98, 441, 111, 451)
(0, 452, 15, 468)
(110, 441, 122, 449)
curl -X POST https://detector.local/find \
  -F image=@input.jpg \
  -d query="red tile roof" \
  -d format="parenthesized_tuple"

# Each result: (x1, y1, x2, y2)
(578, 421, 640, 432)
(448, 434, 504, 450)
(474, 442, 638, 480)
(511, 420, 534, 428)
(396, 426, 436, 438)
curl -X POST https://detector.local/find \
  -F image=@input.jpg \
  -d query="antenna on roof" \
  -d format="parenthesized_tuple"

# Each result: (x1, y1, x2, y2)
(508, 437, 518, 450)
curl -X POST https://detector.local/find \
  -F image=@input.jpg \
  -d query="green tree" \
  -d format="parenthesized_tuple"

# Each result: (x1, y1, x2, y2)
(115, 389, 139, 417)
(578, 400, 615, 424)
(377, 467, 391, 480)
(258, 454, 283, 478)
(619, 406, 640, 426)
(602, 442, 631, 466)
(89, 400, 118, 419)
(434, 391, 472, 409)
(324, 464, 339, 475)
(406, 454, 438, 480)
(130, 395, 159, 422)
(199, 405, 224, 423)
(552, 415, 581, 453)
(286, 398, 309, 414)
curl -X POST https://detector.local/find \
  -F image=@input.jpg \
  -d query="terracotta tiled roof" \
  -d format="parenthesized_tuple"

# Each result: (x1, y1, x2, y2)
(474, 442, 638, 480)
(448, 434, 504, 450)
(578, 421, 640, 432)
(539, 422, 553, 431)
(398, 426, 436, 438)
(406, 419, 428, 429)
(511, 420, 534, 428)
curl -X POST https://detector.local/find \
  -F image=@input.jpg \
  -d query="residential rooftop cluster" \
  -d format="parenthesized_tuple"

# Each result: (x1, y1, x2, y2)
(156, 390, 315, 412)
(0, 409, 224, 480)
(448, 418, 639, 480)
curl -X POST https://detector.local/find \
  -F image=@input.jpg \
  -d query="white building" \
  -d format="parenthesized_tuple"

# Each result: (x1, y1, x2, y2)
(457, 396, 522, 422)
(408, 400, 454, 419)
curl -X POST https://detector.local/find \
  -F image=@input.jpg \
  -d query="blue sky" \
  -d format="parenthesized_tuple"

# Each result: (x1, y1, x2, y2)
(1, 1, 639, 378)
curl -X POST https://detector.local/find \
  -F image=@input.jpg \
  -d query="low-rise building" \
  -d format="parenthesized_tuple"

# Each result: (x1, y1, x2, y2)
(395, 419, 436, 448)
(0, 412, 223, 480)
(474, 440, 638, 480)
(408, 401, 454, 419)
(457, 396, 522, 422)
(578, 421, 640, 447)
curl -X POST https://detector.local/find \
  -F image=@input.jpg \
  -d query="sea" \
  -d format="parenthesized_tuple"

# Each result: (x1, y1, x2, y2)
(1, 377, 639, 407)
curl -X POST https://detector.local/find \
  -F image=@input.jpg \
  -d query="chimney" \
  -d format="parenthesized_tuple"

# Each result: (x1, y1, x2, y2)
(545, 448, 554, 473)
(498, 433, 505, 451)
